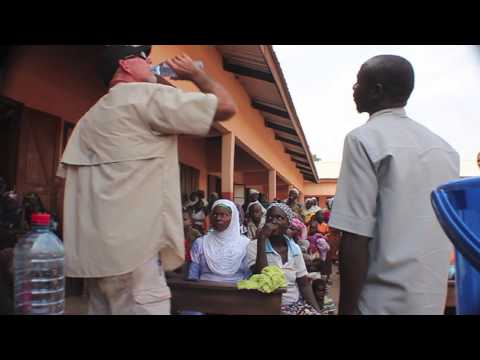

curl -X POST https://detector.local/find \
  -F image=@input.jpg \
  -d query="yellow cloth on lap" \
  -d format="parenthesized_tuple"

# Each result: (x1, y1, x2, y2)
(237, 265, 287, 293)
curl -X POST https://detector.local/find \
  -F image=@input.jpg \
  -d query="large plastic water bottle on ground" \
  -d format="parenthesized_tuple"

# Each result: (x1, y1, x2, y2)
(14, 213, 65, 315)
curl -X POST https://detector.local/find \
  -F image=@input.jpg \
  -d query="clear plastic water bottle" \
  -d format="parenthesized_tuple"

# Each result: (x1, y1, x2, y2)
(151, 60, 204, 77)
(14, 213, 65, 315)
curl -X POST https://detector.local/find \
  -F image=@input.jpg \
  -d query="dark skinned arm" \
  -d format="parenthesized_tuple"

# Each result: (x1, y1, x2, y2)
(252, 237, 269, 275)
(297, 276, 321, 312)
(251, 223, 277, 274)
(338, 231, 370, 315)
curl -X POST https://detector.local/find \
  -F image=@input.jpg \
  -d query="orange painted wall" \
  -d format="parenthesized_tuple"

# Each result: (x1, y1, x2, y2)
(149, 45, 306, 192)
(1, 46, 105, 123)
(1, 45, 311, 194)
(317, 196, 329, 209)
(206, 138, 222, 173)
(244, 171, 268, 185)
(254, 185, 268, 194)
(178, 136, 208, 192)
(304, 181, 337, 197)
(277, 185, 289, 201)
(234, 172, 244, 184)
(235, 150, 265, 172)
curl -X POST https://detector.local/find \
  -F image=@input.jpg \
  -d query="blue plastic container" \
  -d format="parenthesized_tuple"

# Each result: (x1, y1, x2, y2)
(431, 177, 480, 314)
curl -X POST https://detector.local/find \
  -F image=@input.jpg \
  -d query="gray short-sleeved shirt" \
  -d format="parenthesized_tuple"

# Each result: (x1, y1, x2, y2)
(330, 108, 460, 315)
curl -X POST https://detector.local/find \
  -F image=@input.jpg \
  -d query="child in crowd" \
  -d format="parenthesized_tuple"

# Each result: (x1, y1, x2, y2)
(315, 211, 330, 236)
(312, 277, 337, 315)
(182, 207, 202, 275)
(288, 217, 309, 252)
(287, 217, 314, 269)
(307, 220, 330, 263)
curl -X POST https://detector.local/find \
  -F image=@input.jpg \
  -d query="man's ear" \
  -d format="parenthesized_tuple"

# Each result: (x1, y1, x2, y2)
(118, 59, 132, 75)
(371, 83, 384, 99)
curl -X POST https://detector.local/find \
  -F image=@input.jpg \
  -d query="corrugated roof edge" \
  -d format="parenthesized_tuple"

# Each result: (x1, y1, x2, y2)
(261, 45, 320, 183)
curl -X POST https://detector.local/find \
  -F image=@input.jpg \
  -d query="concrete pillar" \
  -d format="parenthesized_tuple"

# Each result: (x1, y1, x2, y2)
(268, 169, 277, 202)
(221, 132, 235, 200)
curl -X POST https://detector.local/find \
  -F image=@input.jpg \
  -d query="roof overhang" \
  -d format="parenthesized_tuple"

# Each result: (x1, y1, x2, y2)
(216, 45, 319, 183)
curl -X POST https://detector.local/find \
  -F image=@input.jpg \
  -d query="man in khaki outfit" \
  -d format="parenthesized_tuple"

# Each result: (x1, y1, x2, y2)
(57, 45, 237, 315)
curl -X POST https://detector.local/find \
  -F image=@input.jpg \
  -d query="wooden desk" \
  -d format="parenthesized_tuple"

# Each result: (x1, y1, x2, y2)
(167, 274, 286, 315)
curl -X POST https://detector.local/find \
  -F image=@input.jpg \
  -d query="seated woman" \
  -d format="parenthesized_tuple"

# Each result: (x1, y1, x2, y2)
(247, 203, 321, 315)
(245, 200, 266, 240)
(188, 199, 251, 283)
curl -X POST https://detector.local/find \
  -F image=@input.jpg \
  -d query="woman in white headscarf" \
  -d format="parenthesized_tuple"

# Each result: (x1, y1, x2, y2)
(188, 199, 251, 283)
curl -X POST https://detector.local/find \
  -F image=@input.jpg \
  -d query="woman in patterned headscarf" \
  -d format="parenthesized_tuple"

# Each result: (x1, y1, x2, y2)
(246, 202, 322, 315)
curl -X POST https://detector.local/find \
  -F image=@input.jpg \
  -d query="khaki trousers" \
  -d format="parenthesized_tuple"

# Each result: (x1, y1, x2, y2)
(87, 255, 171, 315)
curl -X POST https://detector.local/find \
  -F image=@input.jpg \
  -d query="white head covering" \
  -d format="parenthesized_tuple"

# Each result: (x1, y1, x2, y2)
(326, 197, 334, 210)
(203, 199, 250, 276)
(246, 200, 266, 216)
(249, 188, 260, 195)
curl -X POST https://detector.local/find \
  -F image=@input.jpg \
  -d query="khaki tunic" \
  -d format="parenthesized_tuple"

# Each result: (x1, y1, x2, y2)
(57, 82, 217, 277)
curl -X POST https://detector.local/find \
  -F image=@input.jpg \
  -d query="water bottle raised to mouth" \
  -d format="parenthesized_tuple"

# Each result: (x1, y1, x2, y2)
(151, 60, 204, 77)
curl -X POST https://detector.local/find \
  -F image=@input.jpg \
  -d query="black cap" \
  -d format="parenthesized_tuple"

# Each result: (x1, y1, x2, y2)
(99, 45, 152, 86)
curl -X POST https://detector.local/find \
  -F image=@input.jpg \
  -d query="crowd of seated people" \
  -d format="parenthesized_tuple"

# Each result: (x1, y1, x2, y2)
(178, 189, 339, 315)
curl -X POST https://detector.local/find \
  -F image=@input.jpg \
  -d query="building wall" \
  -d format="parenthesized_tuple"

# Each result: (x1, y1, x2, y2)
(1, 45, 311, 196)
(276, 185, 289, 201)
(178, 136, 208, 192)
(317, 196, 329, 209)
(243, 171, 268, 186)
(234, 171, 244, 184)
(304, 180, 337, 197)
(1, 46, 105, 123)
(206, 137, 222, 173)
(149, 45, 306, 192)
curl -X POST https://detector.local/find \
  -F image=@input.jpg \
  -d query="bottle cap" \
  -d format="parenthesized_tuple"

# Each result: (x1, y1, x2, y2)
(31, 213, 50, 225)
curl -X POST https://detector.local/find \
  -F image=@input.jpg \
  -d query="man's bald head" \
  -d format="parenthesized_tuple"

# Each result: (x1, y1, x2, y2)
(363, 55, 415, 101)
(354, 55, 415, 114)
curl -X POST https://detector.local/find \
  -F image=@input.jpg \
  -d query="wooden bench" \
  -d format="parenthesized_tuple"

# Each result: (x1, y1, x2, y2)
(166, 273, 286, 315)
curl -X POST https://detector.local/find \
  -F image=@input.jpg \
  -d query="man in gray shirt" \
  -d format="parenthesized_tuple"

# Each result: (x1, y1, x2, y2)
(330, 55, 459, 315)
